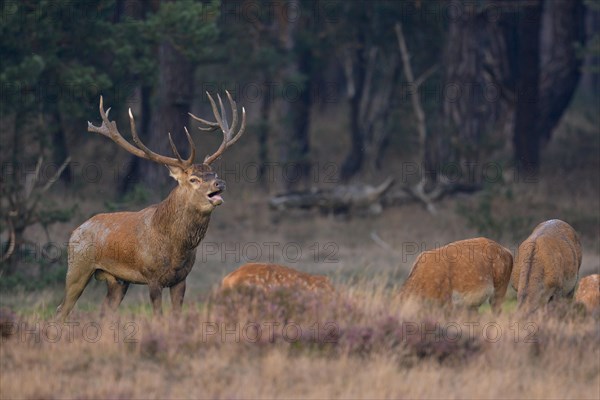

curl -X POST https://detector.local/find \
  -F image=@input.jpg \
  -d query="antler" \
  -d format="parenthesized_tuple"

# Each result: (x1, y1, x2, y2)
(88, 96, 196, 169)
(189, 90, 246, 165)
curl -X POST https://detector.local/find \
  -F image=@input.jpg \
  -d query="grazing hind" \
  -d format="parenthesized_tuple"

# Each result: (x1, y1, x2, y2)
(399, 237, 513, 312)
(221, 263, 334, 293)
(56, 92, 246, 321)
(574, 274, 599, 312)
(511, 219, 582, 315)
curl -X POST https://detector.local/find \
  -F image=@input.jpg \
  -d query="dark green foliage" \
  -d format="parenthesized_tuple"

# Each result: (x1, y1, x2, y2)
(0, 0, 219, 118)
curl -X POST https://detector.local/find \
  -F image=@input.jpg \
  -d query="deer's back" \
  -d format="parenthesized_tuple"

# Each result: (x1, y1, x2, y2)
(222, 263, 334, 292)
(512, 219, 581, 294)
(401, 237, 512, 306)
(574, 274, 599, 312)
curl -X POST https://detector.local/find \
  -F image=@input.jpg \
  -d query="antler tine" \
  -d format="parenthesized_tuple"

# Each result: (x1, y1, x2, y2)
(217, 93, 229, 134)
(206, 92, 225, 132)
(181, 127, 196, 165)
(87, 96, 196, 170)
(202, 91, 247, 165)
(88, 96, 147, 160)
(128, 109, 194, 169)
(226, 90, 239, 134)
(168, 129, 197, 167)
(168, 132, 184, 162)
(183, 126, 196, 165)
(188, 112, 220, 131)
(227, 107, 246, 147)
(98, 96, 113, 126)
(128, 108, 156, 158)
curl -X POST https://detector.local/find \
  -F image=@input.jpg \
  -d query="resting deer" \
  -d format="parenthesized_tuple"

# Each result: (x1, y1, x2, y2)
(511, 219, 582, 315)
(574, 274, 599, 312)
(399, 238, 513, 312)
(221, 263, 335, 293)
(56, 92, 246, 321)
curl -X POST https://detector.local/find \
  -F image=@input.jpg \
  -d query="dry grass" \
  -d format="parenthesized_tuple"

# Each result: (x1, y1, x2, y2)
(1, 99, 599, 399)
(1, 283, 599, 399)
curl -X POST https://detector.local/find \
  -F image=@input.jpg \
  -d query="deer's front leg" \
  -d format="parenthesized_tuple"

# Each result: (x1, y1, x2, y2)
(148, 284, 163, 315)
(170, 280, 186, 316)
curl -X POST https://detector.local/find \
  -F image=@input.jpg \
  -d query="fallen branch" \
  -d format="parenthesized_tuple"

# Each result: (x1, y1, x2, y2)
(269, 177, 395, 215)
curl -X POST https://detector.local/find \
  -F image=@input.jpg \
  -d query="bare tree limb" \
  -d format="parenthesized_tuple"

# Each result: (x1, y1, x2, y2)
(370, 231, 397, 253)
(414, 64, 439, 89)
(1, 156, 72, 266)
(395, 22, 427, 165)
(395, 22, 465, 214)
(0, 217, 15, 263)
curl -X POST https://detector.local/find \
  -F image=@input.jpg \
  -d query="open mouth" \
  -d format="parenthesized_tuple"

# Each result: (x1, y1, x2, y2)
(207, 189, 224, 205)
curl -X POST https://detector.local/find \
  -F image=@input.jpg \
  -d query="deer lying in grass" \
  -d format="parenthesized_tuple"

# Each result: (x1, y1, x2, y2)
(399, 238, 513, 312)
(56, 92, 246, 321)
(574, 274, 599, 312)
(511, 219, 582, 315)
(221, 263, 335, 293)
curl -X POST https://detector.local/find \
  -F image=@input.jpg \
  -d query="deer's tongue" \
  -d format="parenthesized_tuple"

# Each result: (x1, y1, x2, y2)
(209, 194, 223, 205)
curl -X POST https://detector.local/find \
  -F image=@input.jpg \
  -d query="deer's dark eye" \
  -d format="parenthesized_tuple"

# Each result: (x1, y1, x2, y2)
(190, 177, 201, 184)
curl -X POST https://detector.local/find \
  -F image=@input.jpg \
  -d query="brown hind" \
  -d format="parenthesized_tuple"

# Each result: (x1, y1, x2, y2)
(399, 237, 513, 312)
(221, 263, 335, 293)
(574, 274, 599, 312)
(511, 219, 582, 315)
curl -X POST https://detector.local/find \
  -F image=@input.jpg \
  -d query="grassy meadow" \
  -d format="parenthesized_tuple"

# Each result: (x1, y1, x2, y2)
(1, 102, 599, 399)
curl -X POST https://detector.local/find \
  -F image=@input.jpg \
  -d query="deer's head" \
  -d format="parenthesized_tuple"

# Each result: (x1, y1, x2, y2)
(168, 163, 225, 213)
(88, 91, 245, 214)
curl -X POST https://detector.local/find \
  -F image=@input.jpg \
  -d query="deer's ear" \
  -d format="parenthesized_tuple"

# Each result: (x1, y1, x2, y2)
(166, 165, 186, 183)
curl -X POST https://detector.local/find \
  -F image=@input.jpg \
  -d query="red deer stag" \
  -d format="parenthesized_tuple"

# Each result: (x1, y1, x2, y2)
(221, 263, 335, 293)
(56, 92, 246, 321)
(511, 219, 582, 315)
(399, 238, 513, 312)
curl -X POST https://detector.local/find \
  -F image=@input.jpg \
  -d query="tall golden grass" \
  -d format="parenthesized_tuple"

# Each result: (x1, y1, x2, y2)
(1, 281, 598, 399)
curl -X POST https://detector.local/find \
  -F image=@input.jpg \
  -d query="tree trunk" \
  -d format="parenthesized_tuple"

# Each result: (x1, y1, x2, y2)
(139, 40, 194, 192)
(538, 0, 585, 141)
(277, 0, 312, 191)
(512, 0, 543, 175)
(581, 5, 600, 99)
(258, 79, 272, 186)
(442, 1, 503, 185)
(340, 76, 365, 181)
(340, 20, 367, 182)
(117, 0, 154, 193)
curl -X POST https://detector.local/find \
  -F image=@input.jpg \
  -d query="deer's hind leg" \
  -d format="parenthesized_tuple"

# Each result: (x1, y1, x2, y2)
(96, 270, 130, 317)
(56, 262, 96, 322)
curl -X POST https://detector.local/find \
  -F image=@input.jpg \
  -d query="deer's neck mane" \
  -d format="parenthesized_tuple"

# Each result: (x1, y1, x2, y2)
(151, 188, 211, 250)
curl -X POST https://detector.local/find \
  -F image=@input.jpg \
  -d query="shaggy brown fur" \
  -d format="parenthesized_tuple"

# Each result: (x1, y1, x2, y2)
(56, 165, 224, 321)
(221, 263, 335, 292)
(57, 93, 245, 321)
(511, 219, 582, 315)
(399, 237, 513, 312)
(574, 274, 599, 312)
